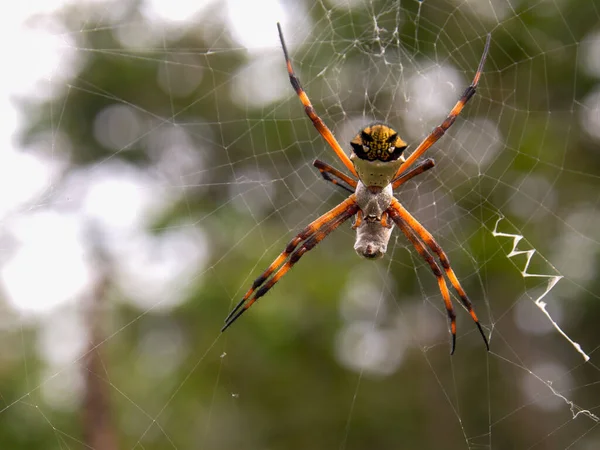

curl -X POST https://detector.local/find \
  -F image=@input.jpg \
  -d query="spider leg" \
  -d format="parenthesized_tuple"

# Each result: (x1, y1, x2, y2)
(389, 210, 457, 354)
(393, 34, 491, 179)
(391, 158, 436, 190)
(380, 211, 392, 228)
(352, 210, 363, 229)
(222, 195, 359, 331)
(277, 23, 359, 178)
(313, 159, 358, 193)
(388, 198, 490, 351)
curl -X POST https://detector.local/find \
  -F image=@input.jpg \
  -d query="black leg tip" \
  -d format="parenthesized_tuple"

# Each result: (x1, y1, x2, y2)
(222, 302, 248, 332)
(475, 321, 490, 351)
(277, 23, 289, 60)
(221, 316, 237, 333)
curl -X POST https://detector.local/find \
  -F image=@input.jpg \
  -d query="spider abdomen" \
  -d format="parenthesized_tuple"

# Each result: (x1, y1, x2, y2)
(354, 220, 394, 259)
(354, 182, 394, 259)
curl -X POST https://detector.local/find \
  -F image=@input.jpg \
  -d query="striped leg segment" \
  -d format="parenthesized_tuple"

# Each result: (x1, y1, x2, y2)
(388, 208, 457, 354)
(393, 34, 491, 179)
(313, 159, 358, 193)
(389, 198, 489, 351)
(222, 195, 359, 331)
(391, 158, 436, 190)
(277, 23, 359, 178)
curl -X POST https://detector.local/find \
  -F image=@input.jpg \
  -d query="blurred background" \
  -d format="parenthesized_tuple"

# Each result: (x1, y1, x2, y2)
(1, 0, 600, 448)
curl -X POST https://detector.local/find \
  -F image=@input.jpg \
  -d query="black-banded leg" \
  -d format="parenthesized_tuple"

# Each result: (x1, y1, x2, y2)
(313, 159, 358, 194)
(393, 34, 491, 179)
(389, 209, 457, 354)
(388, 198, 489, 351)
(391, 158, 436, 190)
(277, 23, 359, 178)
(222, 195, 360, 331)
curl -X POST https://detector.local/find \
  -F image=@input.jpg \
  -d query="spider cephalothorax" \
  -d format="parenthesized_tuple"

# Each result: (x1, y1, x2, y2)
(349, 124, 409, 188)
(350, 123, 407, 162)
(223, 23, 492, 355)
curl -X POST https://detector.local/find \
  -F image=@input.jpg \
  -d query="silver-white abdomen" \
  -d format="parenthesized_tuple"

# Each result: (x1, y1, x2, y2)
(353, 181, 394, 259)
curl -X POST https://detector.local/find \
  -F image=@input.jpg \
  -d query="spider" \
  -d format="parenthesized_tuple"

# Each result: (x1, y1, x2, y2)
(223, 23, 491, 354)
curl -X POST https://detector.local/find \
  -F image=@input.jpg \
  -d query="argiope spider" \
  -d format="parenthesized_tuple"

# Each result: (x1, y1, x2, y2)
(223, 23, 491, 354)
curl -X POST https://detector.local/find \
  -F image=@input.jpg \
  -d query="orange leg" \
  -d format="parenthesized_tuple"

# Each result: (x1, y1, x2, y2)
(388, 198, 489, 351)
(278, 23, 358, 178)
(223, 195, 359, 331)
(352, 210, 363, 229)
(391, 158, 435, 190)
(393, 34, 491, 179)
(380, 211, 392, 228)
(313, 159, 358, 193)
(389, 209, 457, 354)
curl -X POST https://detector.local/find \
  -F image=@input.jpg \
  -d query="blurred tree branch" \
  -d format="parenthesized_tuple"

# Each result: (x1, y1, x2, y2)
(82, 226, 118, 450)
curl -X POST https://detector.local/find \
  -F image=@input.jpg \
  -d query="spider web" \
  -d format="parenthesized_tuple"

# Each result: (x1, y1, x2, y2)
(1, 0, 600, 448)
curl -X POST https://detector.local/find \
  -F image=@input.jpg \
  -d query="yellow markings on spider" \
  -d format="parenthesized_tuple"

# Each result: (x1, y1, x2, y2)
(349, 123, 408, 188)
(223, 23, 492, 356)
(351, 124, 407, 161)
